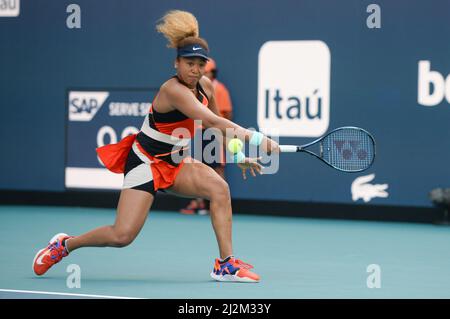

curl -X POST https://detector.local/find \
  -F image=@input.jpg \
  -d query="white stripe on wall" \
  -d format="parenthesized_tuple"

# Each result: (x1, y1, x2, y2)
(65, 167, 122, 189)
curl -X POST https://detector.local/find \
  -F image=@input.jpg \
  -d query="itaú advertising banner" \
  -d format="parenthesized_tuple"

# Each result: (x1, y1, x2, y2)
(0, 0, 20, 17)
(65, 89, 156, 190)
(257, 40, 331, 138)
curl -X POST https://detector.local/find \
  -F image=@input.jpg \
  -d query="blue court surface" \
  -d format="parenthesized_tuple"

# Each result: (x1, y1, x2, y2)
(1, 205, 450, 299)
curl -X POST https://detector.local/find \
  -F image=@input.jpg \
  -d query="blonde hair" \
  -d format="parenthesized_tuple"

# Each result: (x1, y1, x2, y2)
(156, 10, 209, 51)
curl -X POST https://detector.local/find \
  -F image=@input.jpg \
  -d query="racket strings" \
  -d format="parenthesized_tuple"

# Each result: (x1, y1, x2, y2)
(322, 128, 375, 172)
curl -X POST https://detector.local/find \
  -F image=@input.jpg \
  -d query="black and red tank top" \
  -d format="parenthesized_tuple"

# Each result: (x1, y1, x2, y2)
(137, 76, 209, 165)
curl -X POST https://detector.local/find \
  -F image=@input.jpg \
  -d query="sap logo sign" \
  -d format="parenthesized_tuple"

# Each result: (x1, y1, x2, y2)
(258, 41, 330, 137)
(0, 0, 20, 17)
(418, 61, 450, 106)
(69, 91, 109, 121)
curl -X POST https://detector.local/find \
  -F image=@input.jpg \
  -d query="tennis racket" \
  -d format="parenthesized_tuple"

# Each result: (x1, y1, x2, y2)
(279, 126, 376, 172)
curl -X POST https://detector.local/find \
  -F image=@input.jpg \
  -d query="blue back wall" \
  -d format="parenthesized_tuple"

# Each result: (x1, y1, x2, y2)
(1, 0, 449, 207)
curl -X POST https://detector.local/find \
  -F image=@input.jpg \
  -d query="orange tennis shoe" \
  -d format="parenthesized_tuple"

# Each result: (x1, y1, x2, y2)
(210, 256, 260, 283)
(33, 233, 73, 276)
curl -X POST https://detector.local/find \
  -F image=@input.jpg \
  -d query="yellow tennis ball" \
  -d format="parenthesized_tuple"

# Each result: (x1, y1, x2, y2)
(228, 138, 243, 154)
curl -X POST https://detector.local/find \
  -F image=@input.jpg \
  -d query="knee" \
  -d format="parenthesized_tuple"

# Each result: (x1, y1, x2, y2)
(209, 179, 231, 203)
(111, 229, 136, 248)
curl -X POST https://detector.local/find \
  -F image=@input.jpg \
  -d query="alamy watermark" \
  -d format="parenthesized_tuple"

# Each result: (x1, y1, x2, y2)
(66, 4, 81, 29)
(366, 4, 381, 29)
(168, 122, 280, 174)
(366, 264, 381, 288)
(66, 264, 81, 288)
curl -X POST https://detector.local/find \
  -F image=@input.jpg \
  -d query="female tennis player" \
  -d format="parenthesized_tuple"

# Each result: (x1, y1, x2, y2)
(32, 10, 279, 283)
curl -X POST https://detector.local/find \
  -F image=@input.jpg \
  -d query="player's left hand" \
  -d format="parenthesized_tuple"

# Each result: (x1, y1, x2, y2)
(238, 157, 263, 180)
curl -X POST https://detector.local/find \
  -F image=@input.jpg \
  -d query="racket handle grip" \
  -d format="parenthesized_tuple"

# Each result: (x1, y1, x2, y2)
(279, 145, 299, 152)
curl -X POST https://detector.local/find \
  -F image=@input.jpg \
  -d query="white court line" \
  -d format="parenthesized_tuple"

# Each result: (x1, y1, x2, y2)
(0, 288, 143, 299)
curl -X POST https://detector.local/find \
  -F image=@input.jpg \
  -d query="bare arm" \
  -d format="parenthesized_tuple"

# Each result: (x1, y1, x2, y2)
(165, 79, 251, 142)
(222, 111, 232, 120)
(164, 78, 279, 154)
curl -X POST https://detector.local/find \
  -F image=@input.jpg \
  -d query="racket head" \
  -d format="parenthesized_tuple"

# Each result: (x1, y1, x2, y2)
(320, 126, 376, 172)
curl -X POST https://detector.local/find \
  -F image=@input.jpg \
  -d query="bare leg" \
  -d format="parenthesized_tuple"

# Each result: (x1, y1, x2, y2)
(214, 165, 226, 181)
(170, 158, 233, 259)
(65, 189, 153, 252)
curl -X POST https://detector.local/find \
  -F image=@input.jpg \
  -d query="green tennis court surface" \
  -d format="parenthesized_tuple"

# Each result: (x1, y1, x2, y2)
(1, 205, 450, 299)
